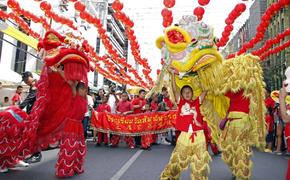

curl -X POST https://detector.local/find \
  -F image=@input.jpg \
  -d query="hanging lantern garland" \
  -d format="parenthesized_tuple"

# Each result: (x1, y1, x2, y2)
(252, 28, 290, 56)
(161, 0, 175, 28)
(236, 0, 290, 55)
(0, 9, 40, 39)
(111, 0, 154, 86)
(260, 40, 290, 60)
(217, 3, 246, 48)
(7, 0, 51, 31)
(40, 1, 77, 30)
(73, 1, 150, 88)
(193, 0, 210, 21)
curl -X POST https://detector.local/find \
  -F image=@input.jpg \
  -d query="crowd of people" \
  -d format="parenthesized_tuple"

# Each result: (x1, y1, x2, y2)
(87, 86, 177, 151)
(265, 89, 290, 156)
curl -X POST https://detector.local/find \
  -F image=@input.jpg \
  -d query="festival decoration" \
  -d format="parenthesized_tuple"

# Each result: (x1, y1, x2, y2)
(236, 0, 290, 54)
(91, 111, 178, 136)
(193, 6, 205, 21)
(217, 3, 247, 47)
(198, 0, 210, 6)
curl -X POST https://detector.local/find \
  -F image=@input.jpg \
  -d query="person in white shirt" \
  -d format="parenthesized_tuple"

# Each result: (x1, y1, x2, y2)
(82, 90, 94, 139)
(107, 85, 119, 114)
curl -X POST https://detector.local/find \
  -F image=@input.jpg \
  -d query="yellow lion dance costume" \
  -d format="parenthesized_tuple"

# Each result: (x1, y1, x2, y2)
(152, 15, 266, 180)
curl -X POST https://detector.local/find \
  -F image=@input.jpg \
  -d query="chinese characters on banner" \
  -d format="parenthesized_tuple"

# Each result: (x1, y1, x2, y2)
(91, 110, 178, 136)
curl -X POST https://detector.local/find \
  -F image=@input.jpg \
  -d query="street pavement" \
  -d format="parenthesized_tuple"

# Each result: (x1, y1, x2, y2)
(0, 141, 288, 180)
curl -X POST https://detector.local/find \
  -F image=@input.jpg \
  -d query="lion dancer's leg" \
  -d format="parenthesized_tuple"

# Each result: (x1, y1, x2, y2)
(220, 112, 253, 180)
(189, 131, 211, 180)
(160, 132, 211, 180)
(55, 120, 86, 178)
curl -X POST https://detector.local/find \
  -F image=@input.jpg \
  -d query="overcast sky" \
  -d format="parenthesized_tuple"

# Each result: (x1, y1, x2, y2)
(122, 0, 254, 79)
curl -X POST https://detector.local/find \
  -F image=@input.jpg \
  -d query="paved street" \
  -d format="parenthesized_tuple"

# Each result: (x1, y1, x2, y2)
(0, 141, 287, 180)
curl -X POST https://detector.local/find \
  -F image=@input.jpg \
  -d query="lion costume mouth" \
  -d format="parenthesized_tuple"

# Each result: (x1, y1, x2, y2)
(171, 48, 222, 73)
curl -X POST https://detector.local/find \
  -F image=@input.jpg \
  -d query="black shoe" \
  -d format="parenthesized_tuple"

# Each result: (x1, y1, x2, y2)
(24, 152, 42, 164)
(104, 143, 108, 147)
(95, 143, 101, 147)
(141, 147, 151, 151)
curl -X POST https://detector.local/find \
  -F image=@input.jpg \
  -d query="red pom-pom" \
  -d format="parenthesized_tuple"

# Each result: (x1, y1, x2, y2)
(193, 7, 205, 17)
(74, 1, 86, 11)
(163, 0, 175, 8)
(112, 0, 123, 11)
(198, 0, 210, 6)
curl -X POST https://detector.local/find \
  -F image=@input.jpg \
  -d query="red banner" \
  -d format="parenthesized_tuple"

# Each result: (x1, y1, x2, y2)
(91, 110, 178, 136)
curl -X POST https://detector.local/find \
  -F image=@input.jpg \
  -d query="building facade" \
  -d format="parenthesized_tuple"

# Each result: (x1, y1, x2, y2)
(263, 0, 290, 90)
(222, 0, 290, 90)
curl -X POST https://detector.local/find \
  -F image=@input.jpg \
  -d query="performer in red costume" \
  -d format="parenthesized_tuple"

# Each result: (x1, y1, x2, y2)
(0, 30, 90, 176)
(132, 89, 152, 150)
(110, 92, 135, 148)
(95, 96, 111, 146)
(55, 73, 88, 177)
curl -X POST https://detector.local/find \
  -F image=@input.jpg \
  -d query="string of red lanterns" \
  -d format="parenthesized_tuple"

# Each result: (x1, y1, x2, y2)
(236, 0, 290, 55)
(111, 0, 153, 86)
(251, 28, 290, 56)
(260, 39, 290, 61)
(0, 9, 40, 39)
(161, 0, 175, 28)
(7, 0, 51, 31)
(73, 1, 150, 88)
(193, 0, 210, 21)
(217, 3, 246, 48)
(39, 1, 77, 30)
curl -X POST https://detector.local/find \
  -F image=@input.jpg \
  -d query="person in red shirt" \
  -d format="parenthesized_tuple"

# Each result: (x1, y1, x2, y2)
(150, 93, 160, 145)
(12, 85, 23, 105)
(94, 96, 111, 146)
(132, 89, 152, 150)
(161, 83, 210, 179)
(110, 92, 135, 148)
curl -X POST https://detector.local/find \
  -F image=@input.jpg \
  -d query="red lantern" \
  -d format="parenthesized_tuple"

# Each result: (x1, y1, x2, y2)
(225, 24, 234, 32)
(163, 0, 175, 8)
(40, 1, 51, 11)
(193, 7, 205, 18)
(112, 0, 123, 11)
(161, 8, 172, 17)
(225, 17, 234, 25)
(236, 3, 246, 12)
(7, 0, 19, 9)
(198, 0, 210, 6)
(74, 1, 86, 11)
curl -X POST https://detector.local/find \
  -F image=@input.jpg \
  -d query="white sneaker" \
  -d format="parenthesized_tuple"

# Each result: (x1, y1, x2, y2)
(15, 160, 29, 167)
(0, 168, 8, 173)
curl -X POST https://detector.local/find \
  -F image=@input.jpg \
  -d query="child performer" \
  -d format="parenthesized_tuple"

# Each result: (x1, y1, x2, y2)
(110, 92, 135, 149)
(55, 68, 87, 178)
(160, 74, 211, 179)
(93, 96, 111, 146)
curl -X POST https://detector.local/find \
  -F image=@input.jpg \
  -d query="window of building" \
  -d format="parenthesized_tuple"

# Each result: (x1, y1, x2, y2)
(281, 18, 284, 32)
(94, 72, 98, 87)
(0, 5, 7, 63)
(14, 17, 30, 74)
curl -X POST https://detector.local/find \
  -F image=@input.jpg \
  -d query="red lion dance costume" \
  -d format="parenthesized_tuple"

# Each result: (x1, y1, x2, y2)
(0, 30, 90, 178)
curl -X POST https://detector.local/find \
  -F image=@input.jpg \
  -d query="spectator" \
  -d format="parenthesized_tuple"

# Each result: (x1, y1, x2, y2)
(19, 71, 37, 114)
(20, 71, 41, 164)
(279, 85, 290, 179)
(108, 85, 118, 114)
(94, 96, 111, 146)
(12, 85, 23, 105)
(273, 107, 284, 155)
(82, 88, 94, 139)
(132, 89, 151, 150)
(94, 88, 105, 109)
(265, 108, 275, 152)
(110, 92, 135, 148)
(2, 96, 10, 107)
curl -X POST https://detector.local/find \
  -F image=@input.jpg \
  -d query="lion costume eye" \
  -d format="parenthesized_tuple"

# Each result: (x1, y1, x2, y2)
(163, 26, 191, 53)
